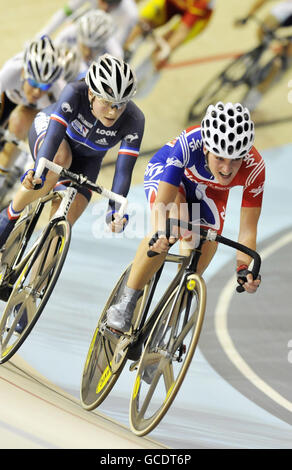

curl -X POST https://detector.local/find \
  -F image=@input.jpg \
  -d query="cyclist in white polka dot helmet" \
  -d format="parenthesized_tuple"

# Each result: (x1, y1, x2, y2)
(201, 101, 255, 159)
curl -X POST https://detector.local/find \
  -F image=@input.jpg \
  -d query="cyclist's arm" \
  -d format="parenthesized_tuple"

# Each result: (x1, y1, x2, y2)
(246, 0, 270, 17)
(237, 206, 262, 293)
(237, 206, 261, 269)
(107, 105, 145, 228)
(110, 154, 137, 204)
(235, 0, 270, 25)
(35, 84, 79, 165)
(36, 0, 86, 37)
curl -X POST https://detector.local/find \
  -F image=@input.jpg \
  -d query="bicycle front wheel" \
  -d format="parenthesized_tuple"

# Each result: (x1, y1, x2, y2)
(0, 220, 71, 363)
(130, 273, 206, 436)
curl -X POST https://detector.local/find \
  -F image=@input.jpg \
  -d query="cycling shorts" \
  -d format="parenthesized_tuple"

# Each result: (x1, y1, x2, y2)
(140, 0, 213, 41)
(144, 159, 228, 235)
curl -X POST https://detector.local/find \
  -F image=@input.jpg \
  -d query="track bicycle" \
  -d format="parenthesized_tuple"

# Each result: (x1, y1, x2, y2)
(187, 16, 292, 123)
(0, 157, 127, 364)
(80, 218, 261, 436)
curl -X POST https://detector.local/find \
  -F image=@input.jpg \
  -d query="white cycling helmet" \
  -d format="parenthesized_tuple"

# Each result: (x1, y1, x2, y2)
(59, 45, 81, 82)
(201, 101, 255, 158)
(77, 10, 114, 48)
(24, 35, 63, 84)
(85, 54, 137, 103)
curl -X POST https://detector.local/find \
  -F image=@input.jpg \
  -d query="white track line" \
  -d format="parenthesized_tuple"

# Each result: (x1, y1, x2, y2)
(214, 231, 292, 412)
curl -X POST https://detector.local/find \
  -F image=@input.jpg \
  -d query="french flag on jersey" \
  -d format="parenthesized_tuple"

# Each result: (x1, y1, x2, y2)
(50, 113, 69, 128)
(118, 146, 139, 158)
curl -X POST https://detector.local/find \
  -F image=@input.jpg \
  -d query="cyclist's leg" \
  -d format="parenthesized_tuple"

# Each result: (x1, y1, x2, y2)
(124, 0, 167, 51)
(130, 261, 207, 435)
(0, 105, 37, 171)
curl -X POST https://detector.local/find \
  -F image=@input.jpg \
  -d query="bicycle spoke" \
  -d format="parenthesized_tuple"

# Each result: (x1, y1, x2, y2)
(161, 360, 175, 394)
(130, 275, 206, 436)
(0, 220, 71, 364)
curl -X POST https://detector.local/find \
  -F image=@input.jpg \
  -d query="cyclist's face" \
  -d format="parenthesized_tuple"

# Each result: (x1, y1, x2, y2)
(79, 43, 99, 63)
(207, 151, 243, 185)
(97, 0, 115, 12)
(23, 79, 47, 103)
(89, 91, 126, 127)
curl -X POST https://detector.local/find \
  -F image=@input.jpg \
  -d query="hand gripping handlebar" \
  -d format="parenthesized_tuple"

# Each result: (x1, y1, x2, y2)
(34, 157, 128, 218)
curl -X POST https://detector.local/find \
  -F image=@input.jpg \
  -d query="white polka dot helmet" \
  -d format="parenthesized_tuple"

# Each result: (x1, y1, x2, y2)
(201, 101, 255, 158)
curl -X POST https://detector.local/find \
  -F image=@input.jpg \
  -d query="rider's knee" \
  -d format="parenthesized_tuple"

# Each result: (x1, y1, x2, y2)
(8, 107, 30, 139)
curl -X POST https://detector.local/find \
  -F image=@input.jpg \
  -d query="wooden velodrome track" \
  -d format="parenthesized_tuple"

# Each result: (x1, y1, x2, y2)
(0, 0, 291, 449)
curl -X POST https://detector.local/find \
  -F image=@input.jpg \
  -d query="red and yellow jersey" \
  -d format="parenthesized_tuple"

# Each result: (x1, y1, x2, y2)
(167, 0, 215, 27)
(168, 0, 215, 16)
(141, 0, 215, 30)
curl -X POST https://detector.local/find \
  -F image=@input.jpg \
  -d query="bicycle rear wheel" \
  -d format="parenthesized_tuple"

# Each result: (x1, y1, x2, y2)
(0, 219, 71, 363)
(129, 273, 206, 436)
(187, 48, 261, 123)
(80, 264, 135, 410)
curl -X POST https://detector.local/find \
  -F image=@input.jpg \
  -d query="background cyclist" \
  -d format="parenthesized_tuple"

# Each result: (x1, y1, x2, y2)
(56, 9, 119, 83)
(0, 36, 64, 195)
(235, 0, 292, 110)
(106, 101, 264, 333)
(36, 0, 139, 59)
(124, 0, 215, 70)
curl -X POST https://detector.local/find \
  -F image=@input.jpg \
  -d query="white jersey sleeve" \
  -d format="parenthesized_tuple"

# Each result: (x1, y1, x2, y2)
(110, 0, 139, 46)
(54, 23, 78, 48)
(0, 54, 25, 104)
(36, 0, 96, 37)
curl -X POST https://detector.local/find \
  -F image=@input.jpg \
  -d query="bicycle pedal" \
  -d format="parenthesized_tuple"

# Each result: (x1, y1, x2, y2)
(129, 359, 139, 372)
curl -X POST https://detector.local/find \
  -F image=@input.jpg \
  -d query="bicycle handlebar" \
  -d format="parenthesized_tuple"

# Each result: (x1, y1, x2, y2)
(34, 157, 128, 218)
(147, 218, 261, 293)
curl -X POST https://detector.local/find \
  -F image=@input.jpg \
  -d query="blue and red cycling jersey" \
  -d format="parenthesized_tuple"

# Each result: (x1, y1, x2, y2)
(144, 125, 265, 234)
(29, 79, 145, 204)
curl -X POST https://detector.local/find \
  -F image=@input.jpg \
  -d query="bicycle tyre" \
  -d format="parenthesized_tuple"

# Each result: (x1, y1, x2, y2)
(129, 273, 206, 436)
(80, 264, 133, 410)
(187, 47, 263, 123)
(0, 219, 71, 363)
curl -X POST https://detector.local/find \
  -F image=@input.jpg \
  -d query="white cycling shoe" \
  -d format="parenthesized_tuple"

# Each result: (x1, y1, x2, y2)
(106, 287, 142, 333)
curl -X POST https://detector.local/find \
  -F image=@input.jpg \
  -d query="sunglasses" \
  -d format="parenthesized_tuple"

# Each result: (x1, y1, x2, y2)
(27, 77, 52, 91)
(96, 96, 127, 110)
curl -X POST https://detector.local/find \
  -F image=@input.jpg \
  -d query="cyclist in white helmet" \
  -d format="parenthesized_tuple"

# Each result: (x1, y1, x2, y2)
(0, 35, 65, 193)
(106, 101, 264, 334)
(55, 9, 122, 82)
(0, 54, 144, 281)
(36, 0, 139, 58)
